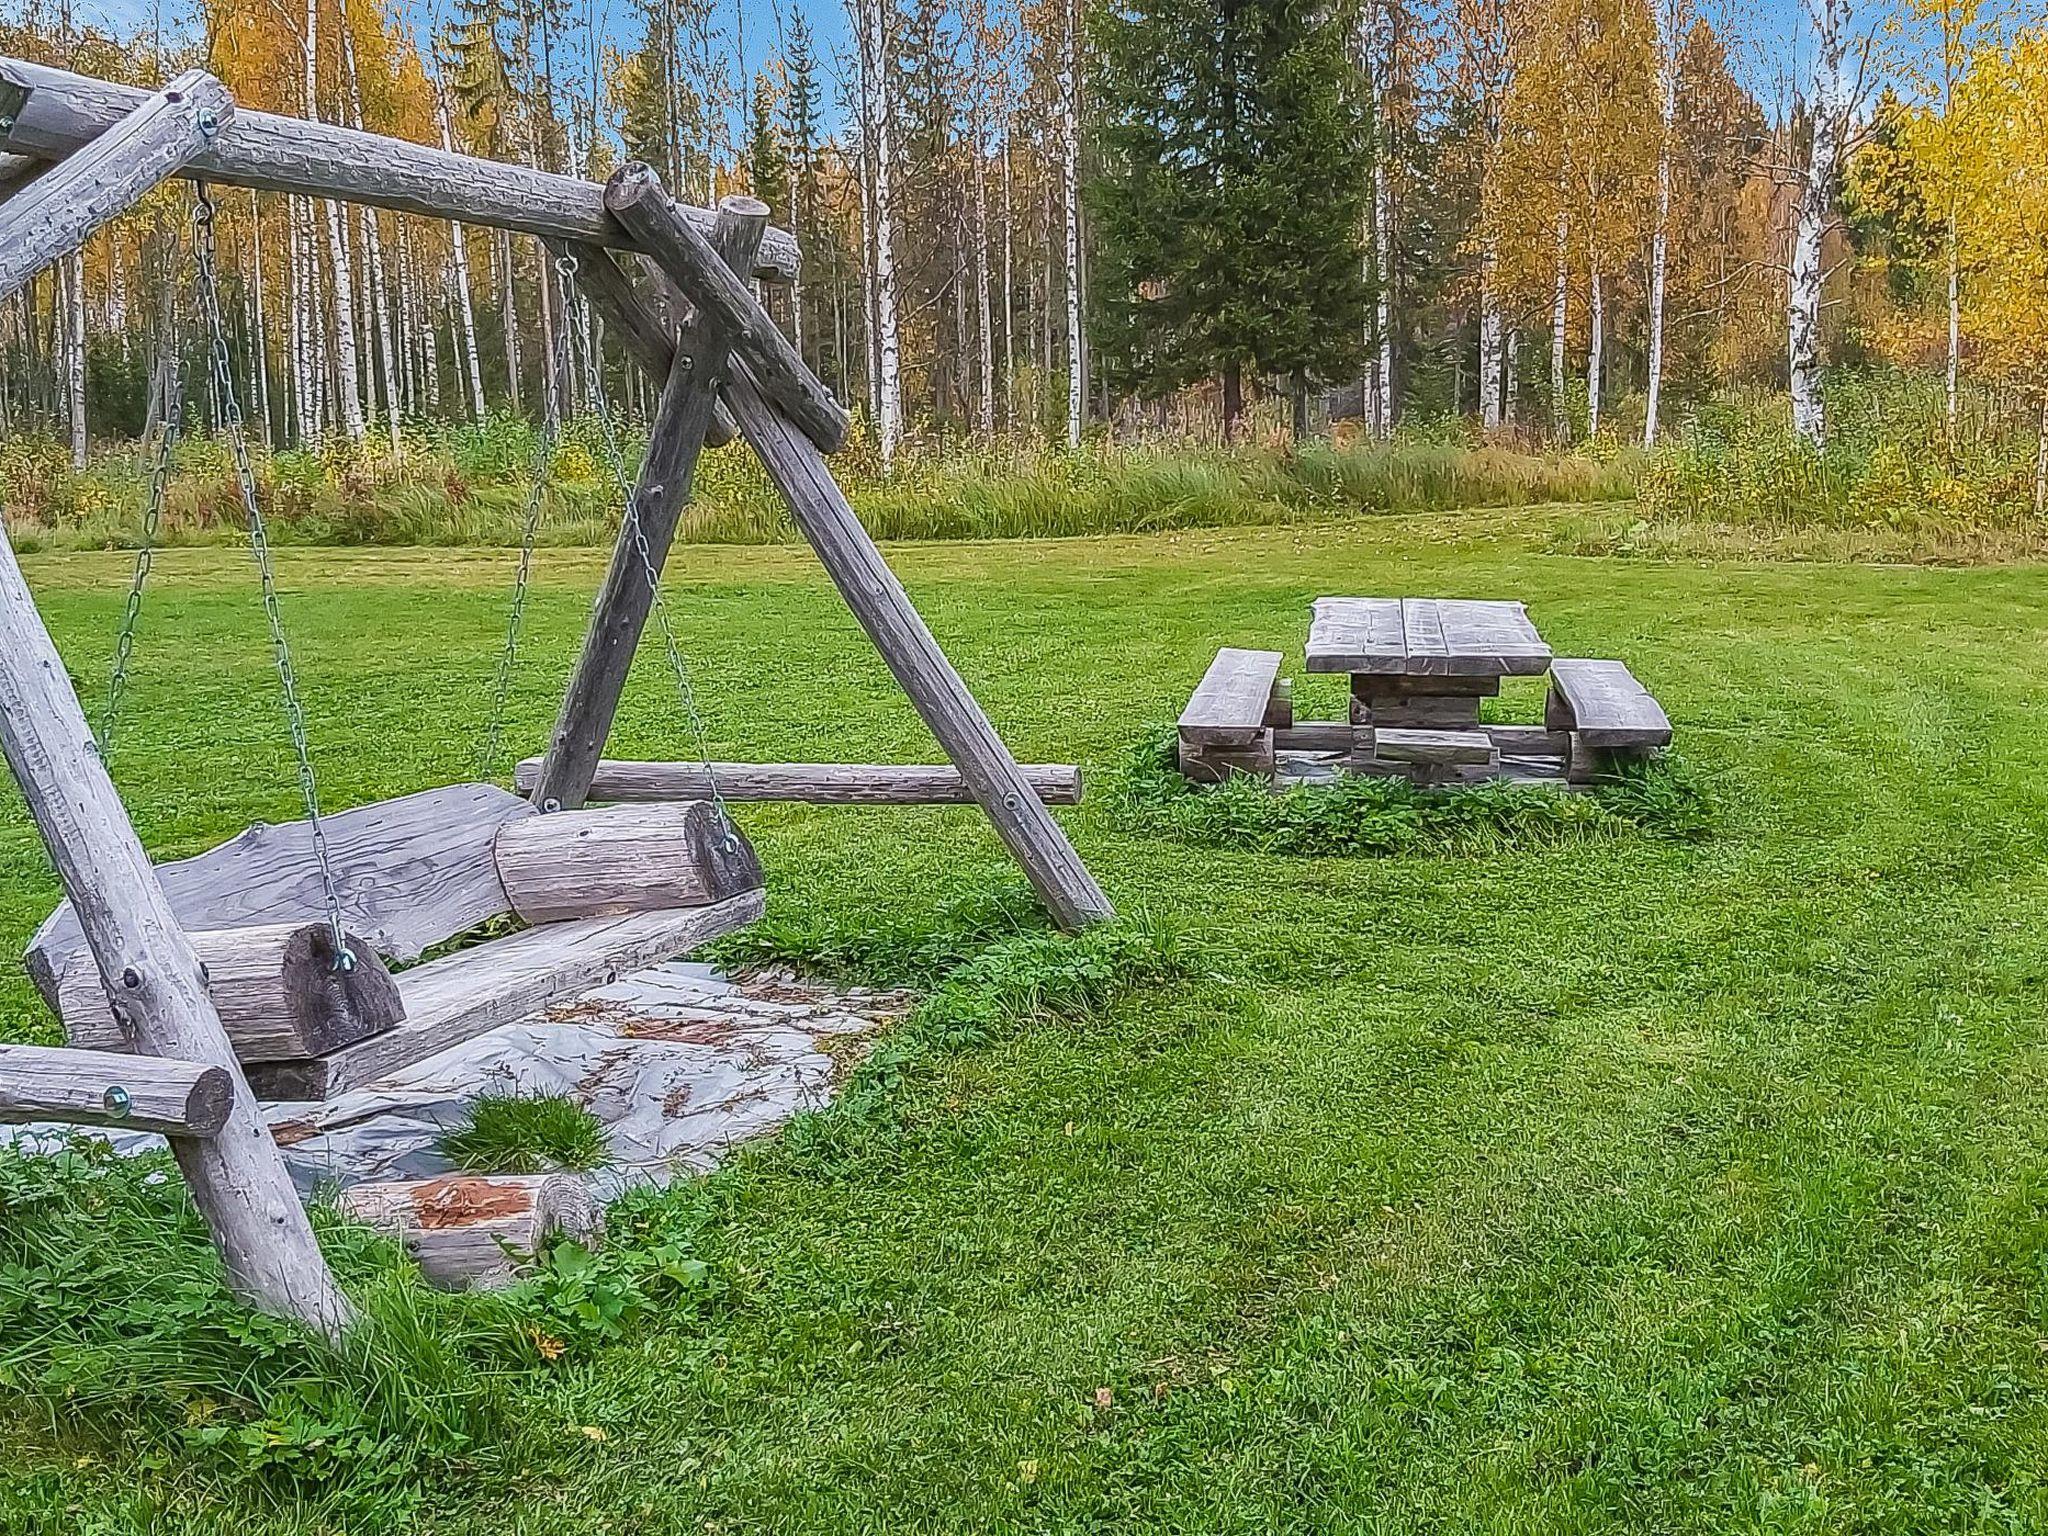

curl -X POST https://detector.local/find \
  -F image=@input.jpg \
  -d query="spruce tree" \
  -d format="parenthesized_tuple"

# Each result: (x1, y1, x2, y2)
(1089, 0, 1371, 438)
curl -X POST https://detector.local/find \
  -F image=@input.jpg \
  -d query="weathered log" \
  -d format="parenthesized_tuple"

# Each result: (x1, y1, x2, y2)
(28, 781, 532, 1013)
(337, 1172, 601, 1289)
(493, 801, 763, 925)
(0, 68, 231, 303)
(59, 921, 404, 1063)
(0, 526, 349, 1335)
(249, 891, 766, 1100)
(0, 1043, 233, 1136)
(527, 196, 767, 814)
(606, 162, 848, 454)
(0, 148, 46, 201)
(0, 57, 798, 281)
(723, 363, 1112, 930)
(1371, 727, 1499, 766)
(512, 757, 1084, 806)
(1272, 722, 1363, 753)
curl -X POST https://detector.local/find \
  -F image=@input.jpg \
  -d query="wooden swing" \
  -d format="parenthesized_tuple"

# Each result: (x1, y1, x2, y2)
(0, 60, 1113, 1333)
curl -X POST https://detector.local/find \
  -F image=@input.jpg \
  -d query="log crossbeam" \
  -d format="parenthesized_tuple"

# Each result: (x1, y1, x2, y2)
(0, 67, 232, 304)
(0, 56, 798, 282)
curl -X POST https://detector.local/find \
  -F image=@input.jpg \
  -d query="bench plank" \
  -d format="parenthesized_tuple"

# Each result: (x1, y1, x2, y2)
(27, 783, 534, 1012)
(247, 889, 767, 1101)
(1305, 597, 1407, 674)
(1549, 659, 1672, 748)
(1179, 647, 1284, 746)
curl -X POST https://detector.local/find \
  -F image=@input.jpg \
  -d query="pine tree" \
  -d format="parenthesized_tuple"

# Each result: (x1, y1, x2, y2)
(747, 71, 790, 214)
(1089, 0, 1371, 439)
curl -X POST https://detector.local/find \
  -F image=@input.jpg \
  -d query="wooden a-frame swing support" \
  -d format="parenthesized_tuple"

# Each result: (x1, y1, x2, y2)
(0, 60, 1112, 1337)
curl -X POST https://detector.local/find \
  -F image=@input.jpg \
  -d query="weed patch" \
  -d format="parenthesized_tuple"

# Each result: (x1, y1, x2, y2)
(1104, 725, 1711, 856)
(439, 1093, 612, 1175)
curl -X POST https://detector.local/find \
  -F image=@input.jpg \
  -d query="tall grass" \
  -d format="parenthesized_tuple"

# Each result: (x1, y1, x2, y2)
(0, 413, 1636, 550)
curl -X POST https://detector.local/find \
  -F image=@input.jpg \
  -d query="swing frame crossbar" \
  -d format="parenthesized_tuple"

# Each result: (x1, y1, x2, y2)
(0, 60, 1114, 1338)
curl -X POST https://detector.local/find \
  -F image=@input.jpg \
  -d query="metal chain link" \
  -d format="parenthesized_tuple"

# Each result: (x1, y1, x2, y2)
(98, 349, 180, 762)
(192, 184, 353, 970)
(560, 254, 731, 835)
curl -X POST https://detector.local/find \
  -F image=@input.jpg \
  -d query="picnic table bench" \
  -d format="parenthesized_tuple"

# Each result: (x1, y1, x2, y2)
(1546, 658, 1673, 782)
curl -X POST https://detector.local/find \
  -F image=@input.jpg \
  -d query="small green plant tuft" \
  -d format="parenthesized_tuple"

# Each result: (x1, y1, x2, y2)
(1106, 724, 1711, 856)
(438, 1093, 612, 1175)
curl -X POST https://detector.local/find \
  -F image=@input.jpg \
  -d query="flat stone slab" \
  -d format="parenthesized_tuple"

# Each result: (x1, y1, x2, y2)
(0, 960, 910, 1203)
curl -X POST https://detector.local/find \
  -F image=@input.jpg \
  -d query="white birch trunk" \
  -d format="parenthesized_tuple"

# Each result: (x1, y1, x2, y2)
(973, 123, 995, 437)
(854, 0, 902, 465)
(1788, 0, 1847, 447)
(1061, 0, 1084, 449)
(64, 251, 86, 468)
(1478, 239, 1502, 431)
(1586, 261, 1604, 438)
(1550, 201, 1569, 443)
(1002, 139, 1015, 429)
(1945, 219, 1959, 458)
(1643, 0, 1679, 449)
(305, 0, 366, 442)
(498, 230, 522, 413)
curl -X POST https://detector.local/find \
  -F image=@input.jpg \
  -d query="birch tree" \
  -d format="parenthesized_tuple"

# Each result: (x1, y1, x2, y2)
(1788, 0, 1859, 445)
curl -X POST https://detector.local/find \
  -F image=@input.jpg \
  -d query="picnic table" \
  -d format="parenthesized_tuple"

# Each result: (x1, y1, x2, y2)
(1305, 596, 1552, 679)
(1176, 596, 1668, 790)
(1301, 597, 1552, 783)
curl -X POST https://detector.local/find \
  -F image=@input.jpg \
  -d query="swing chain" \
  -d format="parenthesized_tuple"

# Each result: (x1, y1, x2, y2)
(474, 381, 560, 784)
(99, 350, 179, 762)
(559, 252, 731, 836)
(192, 184, 353, 971)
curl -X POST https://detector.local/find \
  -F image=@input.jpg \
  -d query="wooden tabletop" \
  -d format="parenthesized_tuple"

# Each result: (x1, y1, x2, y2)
(1306, 597, 1553, 678)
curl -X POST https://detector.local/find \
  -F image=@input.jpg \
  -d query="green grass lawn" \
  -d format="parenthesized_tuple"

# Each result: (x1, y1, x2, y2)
(4, 509, 2048, 1532)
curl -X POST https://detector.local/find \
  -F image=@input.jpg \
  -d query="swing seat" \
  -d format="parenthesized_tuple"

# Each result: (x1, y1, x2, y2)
(29, 785, 766, 1101)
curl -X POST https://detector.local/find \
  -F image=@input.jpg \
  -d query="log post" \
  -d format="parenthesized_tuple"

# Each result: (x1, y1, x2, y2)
(605, 160, 848, 453)
(526, 189, 766, 813)
(552, 237, 736, 446)
(0, 527, 350, 1337)
(0, 1044, 234, 1136)
(0, 67, 233, 303)
(722, 364, 1115, 930)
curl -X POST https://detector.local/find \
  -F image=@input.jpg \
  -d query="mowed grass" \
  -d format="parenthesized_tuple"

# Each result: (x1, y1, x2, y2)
(4, 510, 2048, 1531)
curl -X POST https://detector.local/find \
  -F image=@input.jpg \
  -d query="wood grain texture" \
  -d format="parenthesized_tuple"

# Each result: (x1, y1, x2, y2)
(1548, 659, 1673, 747)
(1371, 727, 1500, 766)
(492, 801, 763, 923)
(27, 782, 532, 1012)
(1178, 647, 1284, 746)
(248, 890, 767, 1100)
(513, 757, 1084, 805)
(1434, 598, 1553, 676)
(1305, 597, 1407, 674)
(526, 198, 764, 813)
(0, 1043, 233, 1136)
(607, 164, 847, 453)
(0, 527, 349, 1334)
(60, 922, 404, 1063)
(0, 68, 230, 303)
(337, 1173, 600, 1289)
(0, 57, 799, 281)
